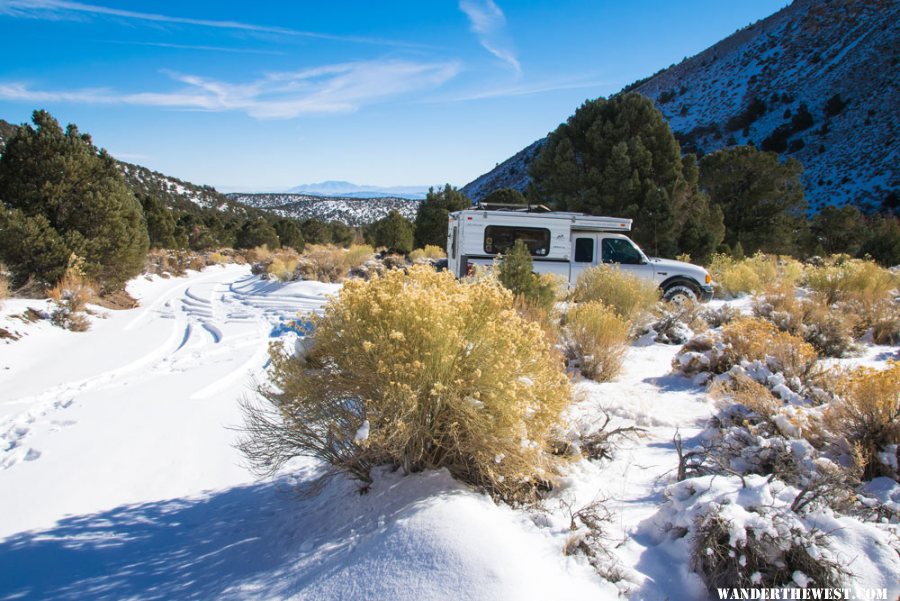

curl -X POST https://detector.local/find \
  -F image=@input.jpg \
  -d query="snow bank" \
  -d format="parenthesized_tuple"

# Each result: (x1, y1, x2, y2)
(641, 474, 900, 595)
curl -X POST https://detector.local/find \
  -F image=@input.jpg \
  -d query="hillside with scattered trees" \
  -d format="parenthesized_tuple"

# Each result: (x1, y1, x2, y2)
(463, 0, 898, 215)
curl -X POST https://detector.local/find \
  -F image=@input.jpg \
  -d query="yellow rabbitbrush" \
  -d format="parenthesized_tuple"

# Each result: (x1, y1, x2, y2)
(251, 265, 571, 502)
(826, 361, 900, 480)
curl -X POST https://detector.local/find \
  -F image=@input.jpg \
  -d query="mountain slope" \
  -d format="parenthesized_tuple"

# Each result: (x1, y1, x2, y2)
(1, 118, 419, 224)
(0, 117, 255, 217)
(462, 0, 898, 212)
(227, 193, 419, 226)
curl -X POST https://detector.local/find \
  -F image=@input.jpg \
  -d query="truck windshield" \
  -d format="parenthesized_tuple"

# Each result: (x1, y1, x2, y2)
(601, 238, 646, 265)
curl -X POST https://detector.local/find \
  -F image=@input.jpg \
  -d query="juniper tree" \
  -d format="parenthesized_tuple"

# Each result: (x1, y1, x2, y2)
(699, 145, 807, 255)
(367, 210, 414, 253)
(329, 221, 355, 247)
(300, 219, 332, 245)
(497, 239, 556, 310)
(483, 187, 527, 206)
(529, 93, 722, 259)
(0, 209, 70, 287)
(139, 193, 180, 249)
(414, 184, 470, 248)
(0, 110, 149, 289)
(273, 218, 305, 252)
(235, 217, 280, 250)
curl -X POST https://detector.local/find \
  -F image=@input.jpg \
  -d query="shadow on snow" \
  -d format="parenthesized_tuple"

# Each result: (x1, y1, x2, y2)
(0, 469, 464, 601)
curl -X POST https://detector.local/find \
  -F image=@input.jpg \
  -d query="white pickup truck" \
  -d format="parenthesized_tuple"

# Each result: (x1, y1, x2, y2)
(446, 205, 714, 303)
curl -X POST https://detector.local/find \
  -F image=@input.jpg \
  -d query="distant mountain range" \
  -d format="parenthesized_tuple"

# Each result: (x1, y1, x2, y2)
(2, 118, 422, 226)
(287, 180, 429, 200)
(463, 0, 898, 213)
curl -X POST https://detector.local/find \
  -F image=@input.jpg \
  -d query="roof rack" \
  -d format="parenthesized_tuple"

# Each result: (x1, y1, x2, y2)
(475, 202, 552, 212)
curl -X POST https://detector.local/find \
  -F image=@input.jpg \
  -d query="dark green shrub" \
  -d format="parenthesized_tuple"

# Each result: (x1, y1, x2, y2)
(496, 239, 558, 311)
(0, 110, 149, 290)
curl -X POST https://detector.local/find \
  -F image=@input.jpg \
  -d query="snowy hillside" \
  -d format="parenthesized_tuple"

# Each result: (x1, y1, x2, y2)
(1, 266, 897, 599)
(0, 118, 254, 217)
(227, 193, 420, 226)
(460, 139, 544, 206)
(118, 161, 251, 214)
(463, 0, 898, 212)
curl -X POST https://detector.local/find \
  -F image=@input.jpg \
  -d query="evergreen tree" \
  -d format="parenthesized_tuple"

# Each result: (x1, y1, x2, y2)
(0, 110, 149, 289)
(300, 219, 332, 245)
(138, 193, 179, 249)
(329, 221, 355, 247)
(235, 217, 280, 250)
(808, 205, 866, 256)
(529, 93, 722, 258)
(483, 188, 527, 206)
(699, 145, 807, 255)
(676, 154, 725, 263)
(414, 184, 471, 248)
(497, 239, 533, 295)
(177, 214, 217, 251)
(859, 215, 900, 266)
(274, 218, 305, 252)
(367, 210, 414, 253)
(0, 209, 70, 287)
(496, 239, 556, 310)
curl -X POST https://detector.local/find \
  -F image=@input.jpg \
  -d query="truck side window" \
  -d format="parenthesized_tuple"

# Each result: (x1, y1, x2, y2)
(484, 226, 551, 256)
(601, 238, 644, 265)
(573, 238, 594, 262)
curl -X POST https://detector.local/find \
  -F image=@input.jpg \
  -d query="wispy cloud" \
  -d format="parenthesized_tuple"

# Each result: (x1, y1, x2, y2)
(0, 0, 427, 48)
(0, 59, 462, 119)
(434, 76, 607, 103)
(100, 40, 286, 56)
(458, 0, 520, 75)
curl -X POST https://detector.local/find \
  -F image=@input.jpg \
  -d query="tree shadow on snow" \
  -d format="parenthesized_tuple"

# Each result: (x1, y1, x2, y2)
(0, 468, 464, 601)
(0, 480, 300, 600)
(641, 372, 700, 394)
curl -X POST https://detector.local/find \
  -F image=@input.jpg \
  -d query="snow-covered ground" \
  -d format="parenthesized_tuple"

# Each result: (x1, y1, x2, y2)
(0, 267, 896, 600)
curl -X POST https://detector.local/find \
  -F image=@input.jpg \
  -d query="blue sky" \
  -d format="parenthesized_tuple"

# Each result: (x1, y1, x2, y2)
(0, 0, 789, 192)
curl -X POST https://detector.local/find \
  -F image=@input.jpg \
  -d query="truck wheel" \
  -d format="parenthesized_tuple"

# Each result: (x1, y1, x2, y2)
(663, 283, 699, 305)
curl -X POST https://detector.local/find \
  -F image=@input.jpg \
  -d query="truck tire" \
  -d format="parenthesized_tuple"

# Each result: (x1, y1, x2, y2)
(662, 282, 699, 305)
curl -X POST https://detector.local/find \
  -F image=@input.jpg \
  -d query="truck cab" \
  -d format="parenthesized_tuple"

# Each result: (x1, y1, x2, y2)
(568, 232, 713, 302)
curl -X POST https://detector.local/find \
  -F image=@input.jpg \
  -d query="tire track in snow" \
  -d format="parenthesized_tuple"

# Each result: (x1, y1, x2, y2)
(0, 267, 334, 470)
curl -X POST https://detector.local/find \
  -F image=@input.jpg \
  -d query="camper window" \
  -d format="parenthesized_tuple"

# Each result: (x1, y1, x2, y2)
(484, 226, 550, 256)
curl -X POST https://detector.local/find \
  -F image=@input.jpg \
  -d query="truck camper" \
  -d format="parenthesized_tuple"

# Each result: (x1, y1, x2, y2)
(446, 203, 713, 302)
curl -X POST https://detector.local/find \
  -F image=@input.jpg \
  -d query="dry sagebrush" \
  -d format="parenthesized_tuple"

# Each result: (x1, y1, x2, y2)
(240, 266, 572, 502)
(408, 245, 447, 262)
(265, 252, 300, 281)
(845, 298, 900, 345)
(0, 265, 8, 308)
(708, 253, 803, 298)
(825, 362, 900, 480)
(677, 318, 818, 383)
(48, 257, 95, 332)
(296, 244, 351, 283)
(563, 301, 631, 382)
(345, 244, 375, 270)
(571, 265, 660, 323)
(804, 256, 897, 305)
(721, 318, 817, 382)
(692, 506, 846, 594)
(752, 285, 858, 358)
